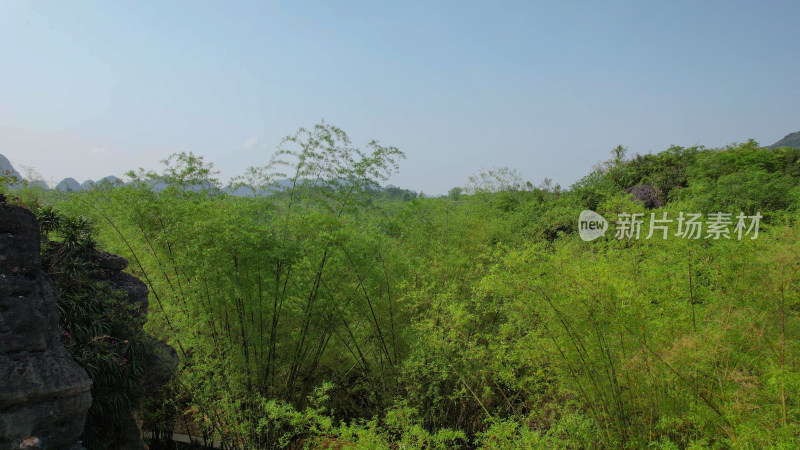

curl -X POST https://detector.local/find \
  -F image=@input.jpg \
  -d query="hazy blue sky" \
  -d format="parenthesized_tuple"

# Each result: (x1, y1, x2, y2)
(1, 1, 798, 194)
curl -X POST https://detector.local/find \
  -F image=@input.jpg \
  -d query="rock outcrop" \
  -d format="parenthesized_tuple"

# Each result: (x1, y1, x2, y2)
(93, 251, 179, 449)
(625, 184, 662, 209)
(95, 251, 179, 393)
(0, 199, 92, 449)
(0, 196, 179, 449)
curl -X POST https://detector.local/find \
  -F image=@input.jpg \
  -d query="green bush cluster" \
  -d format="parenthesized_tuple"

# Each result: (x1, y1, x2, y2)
(34, 202, 155, 449)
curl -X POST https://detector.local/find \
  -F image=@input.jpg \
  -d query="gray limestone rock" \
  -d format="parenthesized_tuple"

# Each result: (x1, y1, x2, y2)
(0, 201, 92, 450)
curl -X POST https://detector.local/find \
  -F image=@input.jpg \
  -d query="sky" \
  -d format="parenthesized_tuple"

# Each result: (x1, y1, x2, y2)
(1, 1, 798, 194)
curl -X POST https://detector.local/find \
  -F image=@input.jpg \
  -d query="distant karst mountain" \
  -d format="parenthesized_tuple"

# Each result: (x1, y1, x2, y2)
(769, 131, 800, 149)
(0, 154, 126, 191)
(55, 177, 82, 192)
(81, 175, 123, 190)
(28, 180, 49, 190)
(0, 154, 22, 180)
(1, 153, 406, 198)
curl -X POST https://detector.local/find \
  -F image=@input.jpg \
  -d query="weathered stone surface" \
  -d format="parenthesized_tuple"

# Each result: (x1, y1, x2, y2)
(143, 338, 179, 395)
(0, 203, 40, 276)
(91, 241, 177, 450)
(625, 184, 662, 209)
(96, 251, 128, 272)
(0, 202, 92, 450)
(0, 199, 179, 450)
(107, 272, 149, 318)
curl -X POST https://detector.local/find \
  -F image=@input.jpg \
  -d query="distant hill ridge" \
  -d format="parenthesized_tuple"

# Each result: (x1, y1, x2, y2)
(6, 131, 797, 194)
(0, 154, 22, 180)
(54, 178, 82, 192)
(770, 131, 800, 149)
(0, 153, 414, 196)
(0, 154, 125, 191)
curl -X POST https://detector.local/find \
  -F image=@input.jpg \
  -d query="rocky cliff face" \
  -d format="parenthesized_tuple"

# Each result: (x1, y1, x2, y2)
(0, 200, 93, 449)
(93, 251, 179, 449)
(0, 197, 179, 449)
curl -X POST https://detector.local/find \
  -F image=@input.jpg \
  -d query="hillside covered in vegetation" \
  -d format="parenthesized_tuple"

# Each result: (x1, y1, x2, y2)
(770, 131, 800, 150)
(3, 124, 800, 449)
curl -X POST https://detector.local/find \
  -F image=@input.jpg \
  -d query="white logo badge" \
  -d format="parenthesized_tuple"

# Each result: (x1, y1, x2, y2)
(578, 210, 608, 241)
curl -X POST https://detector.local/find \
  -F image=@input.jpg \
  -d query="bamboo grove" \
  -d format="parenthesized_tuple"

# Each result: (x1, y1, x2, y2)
(10, 124, 800, 448)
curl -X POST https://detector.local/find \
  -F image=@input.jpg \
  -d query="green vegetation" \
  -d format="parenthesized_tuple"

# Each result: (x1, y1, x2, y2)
(35, 203, 156, 448)
(770, 131, 800, 150)
(4, 125, 800, 448)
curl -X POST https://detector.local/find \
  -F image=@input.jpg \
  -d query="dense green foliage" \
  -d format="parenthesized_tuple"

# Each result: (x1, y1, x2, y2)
(35, 203, 155, 449)
(8, 128, 800, 448)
